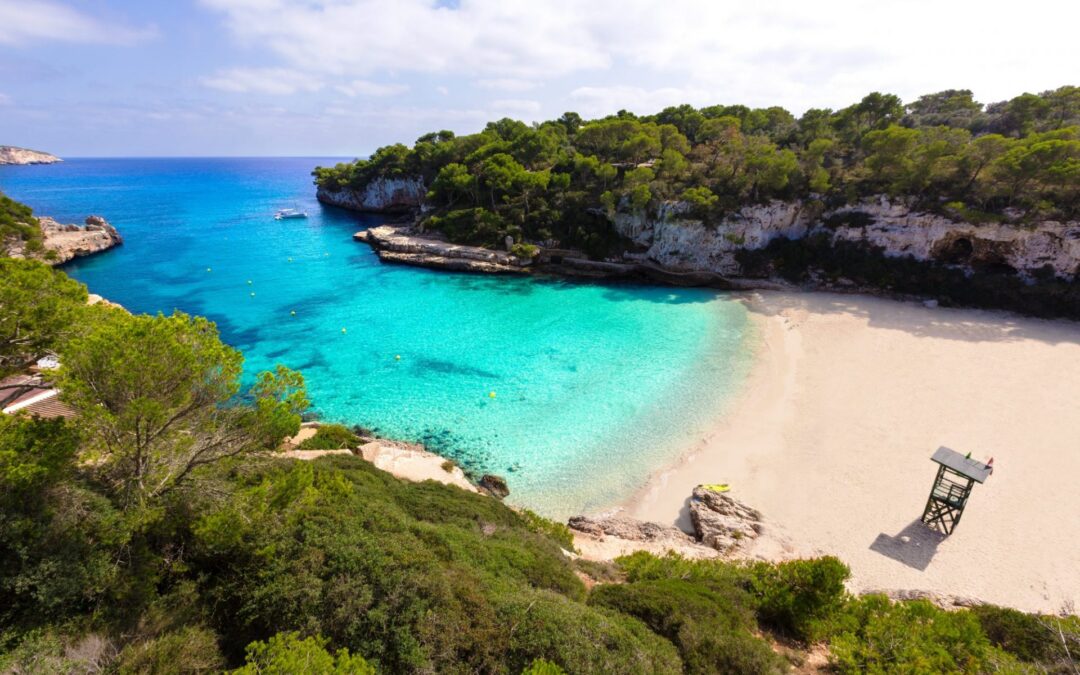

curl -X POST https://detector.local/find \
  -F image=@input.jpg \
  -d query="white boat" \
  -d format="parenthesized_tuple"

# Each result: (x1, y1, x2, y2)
(274, 208, 308, 220)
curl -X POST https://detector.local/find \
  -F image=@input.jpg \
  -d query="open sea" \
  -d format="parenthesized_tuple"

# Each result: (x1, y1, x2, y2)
(0, 157, 756, 517)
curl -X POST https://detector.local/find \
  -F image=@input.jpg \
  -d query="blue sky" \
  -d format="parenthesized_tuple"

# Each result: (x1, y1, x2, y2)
(1, 0, 1077, 157)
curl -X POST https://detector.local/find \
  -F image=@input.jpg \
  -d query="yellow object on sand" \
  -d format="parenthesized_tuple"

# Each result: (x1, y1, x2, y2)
(701, 483, 730, 493)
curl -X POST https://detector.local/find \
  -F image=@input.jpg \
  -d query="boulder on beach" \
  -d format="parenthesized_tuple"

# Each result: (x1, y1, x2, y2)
(689, 484, 763, 552)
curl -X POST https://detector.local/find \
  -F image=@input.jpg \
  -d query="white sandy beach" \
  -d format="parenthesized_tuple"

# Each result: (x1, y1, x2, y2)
(627, 291, 1080, 613)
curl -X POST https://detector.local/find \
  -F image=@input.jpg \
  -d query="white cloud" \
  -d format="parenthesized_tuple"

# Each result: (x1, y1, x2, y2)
(0, 0, 157, 46)
(200, 0, 1080, 116)
(491, 99, 541, 116)
(335, 80, 409, 97)
(476, 78, 538, 92)
(201, 68, 324, 95)
(569, 86, 712, 118)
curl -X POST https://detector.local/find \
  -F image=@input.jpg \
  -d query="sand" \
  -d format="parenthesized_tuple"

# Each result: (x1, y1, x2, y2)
(626, 291, 1080, 613)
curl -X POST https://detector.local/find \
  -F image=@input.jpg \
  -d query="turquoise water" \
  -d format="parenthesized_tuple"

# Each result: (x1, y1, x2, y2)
(0, 158, 755, 517)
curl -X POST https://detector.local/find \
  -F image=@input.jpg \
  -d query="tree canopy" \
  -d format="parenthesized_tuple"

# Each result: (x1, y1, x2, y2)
(316, 86, 1080, 255)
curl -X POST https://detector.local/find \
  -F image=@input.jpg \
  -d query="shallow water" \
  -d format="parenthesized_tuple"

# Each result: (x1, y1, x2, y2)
(0, 158, 756, 517)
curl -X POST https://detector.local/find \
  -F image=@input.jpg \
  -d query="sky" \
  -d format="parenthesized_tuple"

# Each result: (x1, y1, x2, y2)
(0, 0, 1077, 157)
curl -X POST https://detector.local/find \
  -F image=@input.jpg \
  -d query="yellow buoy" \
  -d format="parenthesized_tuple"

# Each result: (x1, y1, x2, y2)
(247, 280, 253, 285)
(395, 355, 401, 361)
(489, 391, 496, 399)
(290, 310, 296, 316)
(341, 328, 347, 334)
(206, 267, 212, 272)
(250, 292, 256, 297)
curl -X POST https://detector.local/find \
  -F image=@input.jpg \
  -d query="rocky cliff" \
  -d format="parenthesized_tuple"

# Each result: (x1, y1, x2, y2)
(31, 215, 123, 264)
(614, 197, 1080, 282)
(316, 177, 426, 213)
(0, 146, 62, 165)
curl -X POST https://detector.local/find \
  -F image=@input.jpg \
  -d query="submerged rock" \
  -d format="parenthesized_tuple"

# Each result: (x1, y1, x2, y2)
(689, 485, 763, 552)
(479, 474, 510, 499)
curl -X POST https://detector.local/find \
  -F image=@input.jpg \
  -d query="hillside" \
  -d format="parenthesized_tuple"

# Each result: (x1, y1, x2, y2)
(0, 146, 61, 165)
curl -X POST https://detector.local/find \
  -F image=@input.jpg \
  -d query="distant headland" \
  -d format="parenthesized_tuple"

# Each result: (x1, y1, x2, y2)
(0, 145, 62, 165)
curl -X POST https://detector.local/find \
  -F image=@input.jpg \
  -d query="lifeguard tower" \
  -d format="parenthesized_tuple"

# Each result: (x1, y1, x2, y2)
(921, 447, 992, 535)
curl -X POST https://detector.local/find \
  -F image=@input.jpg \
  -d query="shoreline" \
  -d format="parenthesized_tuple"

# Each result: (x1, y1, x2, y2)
(618, 291, 1080, 613)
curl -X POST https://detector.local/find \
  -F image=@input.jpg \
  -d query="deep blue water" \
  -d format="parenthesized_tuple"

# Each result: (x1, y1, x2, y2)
(0, 158, 756, 517)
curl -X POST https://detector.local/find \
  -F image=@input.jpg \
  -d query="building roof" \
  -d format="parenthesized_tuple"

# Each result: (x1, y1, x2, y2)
(0, 374, 77, 419)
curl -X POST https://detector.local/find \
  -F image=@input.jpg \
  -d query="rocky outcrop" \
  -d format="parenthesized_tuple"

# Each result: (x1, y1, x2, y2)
(39, 216, 123, 265)
(355, 225, 531, 274)
(317, 177, 426, 213)
(479, 474, 510, 499)
(689, 485, 763, 552)
(0, 146, 61, 165)
(569, 486, 765, 560)
(615, 196, 1080, 282)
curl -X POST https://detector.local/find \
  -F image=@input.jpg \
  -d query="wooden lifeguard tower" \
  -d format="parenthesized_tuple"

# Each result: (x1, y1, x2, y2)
(921, 447, 992, 535)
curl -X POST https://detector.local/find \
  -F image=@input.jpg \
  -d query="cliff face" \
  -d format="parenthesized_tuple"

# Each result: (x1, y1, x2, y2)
(614, 197, 1080, 282)
(0, 146, 62, 165)
(36, 215, 122, 265)
(316, 177, 426, 213)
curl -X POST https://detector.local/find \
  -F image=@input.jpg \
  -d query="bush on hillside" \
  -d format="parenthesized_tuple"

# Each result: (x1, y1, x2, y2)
(828, 595, 995, 673)
(297, 423, 361, 450)
(589, 578, 786, 675)
(748, 556, 851, 641)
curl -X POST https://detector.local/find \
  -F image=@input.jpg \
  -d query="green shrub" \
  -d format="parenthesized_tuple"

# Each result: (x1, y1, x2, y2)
(749, 556, 850, 641)
(117, 625, 224, 674)
(297, 424, 360, 450)
(232, 632, 374, 674)
(510, 243, 539, 260)
(829, 595, 993, 674)
(589, 578, 785, 675)
(973, 604, 1080, 666)
(617, 551, 752, 589)
(496, 589, 684, 674)
(522, 657, 567, 674)
(517, 508, 575, 550)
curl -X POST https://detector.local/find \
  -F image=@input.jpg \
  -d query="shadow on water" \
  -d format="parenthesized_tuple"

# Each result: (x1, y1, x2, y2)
(869, 519, 946, 571)
(410, 357, 501, 380)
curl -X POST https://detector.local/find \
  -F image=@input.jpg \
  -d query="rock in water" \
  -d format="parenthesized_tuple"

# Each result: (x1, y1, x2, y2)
(479, 474, 510, 499)
(689, 485, 763, 552)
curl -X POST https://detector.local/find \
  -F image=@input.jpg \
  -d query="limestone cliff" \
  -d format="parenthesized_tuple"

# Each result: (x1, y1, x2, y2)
(316, 177, 426, 213)
(7, 215, 123, 265)
(614, 197, 1080, 282)
(0, 146, 62, 165)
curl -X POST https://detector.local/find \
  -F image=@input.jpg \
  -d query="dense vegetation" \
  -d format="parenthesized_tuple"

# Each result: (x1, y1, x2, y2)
(0, 191, 45, 257)
(2, 197, 1078, 672)
(315, 87, 1080, 257)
